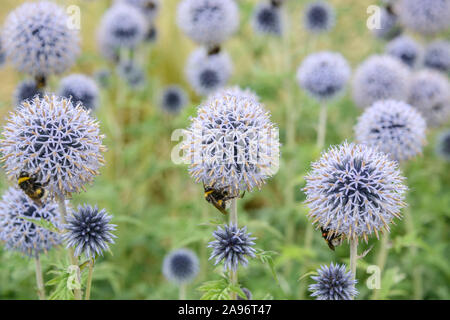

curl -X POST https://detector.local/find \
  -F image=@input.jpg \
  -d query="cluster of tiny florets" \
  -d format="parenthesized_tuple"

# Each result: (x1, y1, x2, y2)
(160, 85, 189, 114)
(177, 0, 239, 47)
(162, 248, 200, 284)
(424, 40, 450, 73)
(13, 79, 43, 106)
(303, 1, 335, 33)
(1, 1, 80, 77)
(63, 205, 116, 259)
(352, 55, 410, 108)
(309, 263, 358, 300)
(296, 51, 351, 101)
(183, 91, 280, 193)
(0, 187, 62, 257)
(397, 0, 450, 35)
(206, 86, 260, 105)
(386, 35, 422, 68)
(355, 100, 427, 162)
(251, 1, 285, 36)
(208, 224, 256, 272)
(0, 95, 106, 197)
(408, 70, 450, 128)
(59, 74, 100, 112)
(304, 142, 407, 241)
(436, 130, 450, 161)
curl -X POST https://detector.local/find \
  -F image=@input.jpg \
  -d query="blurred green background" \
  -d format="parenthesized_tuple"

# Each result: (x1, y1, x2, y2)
(0, 0, 448, 299)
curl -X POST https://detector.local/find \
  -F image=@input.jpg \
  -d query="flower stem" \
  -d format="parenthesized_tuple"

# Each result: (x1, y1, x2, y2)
(85, 259, 95, 300)
(349, 238, 358, 298)
(372, 233, 389, 299)
(57, 195, 82, 300)
(34, 256, 46, 300)
(317, 104, 327, 151)
(179, 283, 187, 300)
(229, 198, 238, 300)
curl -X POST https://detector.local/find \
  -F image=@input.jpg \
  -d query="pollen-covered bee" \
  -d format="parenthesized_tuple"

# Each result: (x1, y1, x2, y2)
(17, 171, 49, 205)
(203, 184, 244, 215)
(321, 227, 344, 251)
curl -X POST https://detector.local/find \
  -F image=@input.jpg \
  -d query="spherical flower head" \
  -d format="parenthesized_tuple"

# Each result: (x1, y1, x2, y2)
(98, 3, 147, 49)
(386, 35, 423, 68)
(13, 79, 44, 107)
(303, 1, 336, 34)
(177, 0, 239, 47)
(205, 86, 260, 105)
(251, 1, 285, 36)
(185, 48, 233, 96)
(309, 263, 358, 300)
(63, 205, 116, 259)
(117, 60, 147, 89)
(1, 1, 80, 77)
(304, 142, 407, 241)
(58, 74, 100, 112)
(352, 55, 410, 108)
(0, 95, 106, 197)
(408, 70, 450, 128)
(160, 85, 188, 114)
(397, 0, 450, 35)
(297, 51, 351, 101)
(0, 187, 62, 257)
(355, 100, 427, 162)
(424, 40, 450, 73)
(162, 248, 200, 284)
(208, 224, 256, 272)
(436, 130, 450, 161)
(116, 0, 160, 22)
(183, 92, 280, 194)
(372, 6, 401, 40)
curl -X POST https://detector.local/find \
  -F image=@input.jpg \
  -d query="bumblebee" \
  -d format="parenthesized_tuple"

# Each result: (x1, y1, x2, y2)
(321, 227, 344, 251)
(17, 171, 48, 205)
(203, 184, 244, 215)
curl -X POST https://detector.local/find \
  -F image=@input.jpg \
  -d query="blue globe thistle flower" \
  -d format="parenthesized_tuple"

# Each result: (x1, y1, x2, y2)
(296, 51, 351, 101)
(436, 130, 450, 161)
(372, 6, 401, 40)
(0, 187, 62, 258)
(13, 79, 44, 107)
(304, 142, 407, 242)
(355, 100, 427, 162)
(303, 1, 336, 34)
(206, 86, 260, 105)
(397, 0, 450, 35)
(408, 70, 450, 128)
(98, 4, 147, 50)
(386, 35, 422, 68)
(251, 1, 285, 36)
(1, 1, 80, 78)
(208, 224, 256, 272)
(160, 85, 189, 114)
(117, 60, 147, 89)
(237, 287, 253, 300)
(116, 0, 160, 22)
(309, 263, 358, 300)
(63, 205, 117, 259)
(352, 55, 410, 108)
(177, 0, 239, 47)
(0, 95, 106, 197)
(94, 69, 112, 89)
(59, 74, 100, 112)
(162, 248, 200, 284)
(182, 91, 280, 193)
(424, 40, 450, 73)
(185, 48, 233, 96)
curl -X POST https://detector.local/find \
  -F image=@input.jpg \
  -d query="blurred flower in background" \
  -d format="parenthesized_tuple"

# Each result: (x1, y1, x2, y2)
(162, 248, 200, 284)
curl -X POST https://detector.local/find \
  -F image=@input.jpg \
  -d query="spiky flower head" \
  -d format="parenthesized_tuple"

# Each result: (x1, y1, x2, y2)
(424, 40, 450, 74)
(63, 205, 116, 259)
(162, 248, 200, 284)
(0, 187, 61, 257)
(296, 51, 351, 101)
(98, 4, 147, 50)
(408, 70, 450, 128)
(59, 74, 100, 112)
(177, 0, 239, 47)
(352, 55, 410, 108)
(304, 142, 407, 242)
(397, 0, 450, 35)
(386, 35, 422, 68)
(303, 1, 336, 34)
(0, 95, 106, 197)
(355, 100, 427, 162)
(251, 1, 285, 36)
(205, 86, 260, 105)
(1, 1, 80, 77)
(116, 0, 160, 21)
(182, 91, 280, 194)
(208, 224, 256, 272)
(372, 6, 401, 40)
(117, 60, 147, 89)
(309, 263, 358, 300)
(185, 48, 233, 96)
(13, 79, 44, 107)
(160, 85, 189, 114)
(436, 130, 450, 161)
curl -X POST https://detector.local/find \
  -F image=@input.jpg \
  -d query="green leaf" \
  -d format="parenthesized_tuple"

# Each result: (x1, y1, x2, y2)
(255, 248, 279, 285)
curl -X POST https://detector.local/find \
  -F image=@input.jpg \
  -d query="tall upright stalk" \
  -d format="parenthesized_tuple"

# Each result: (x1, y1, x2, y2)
(85, 260, 95, 300)
(349, 239, 358, 280)
(317, 104, 327, 151)
(372, 233, 389, 299)
(229, 198, 238, 300)
(34, 256, 45, 300)
(179, 283, 186, 300)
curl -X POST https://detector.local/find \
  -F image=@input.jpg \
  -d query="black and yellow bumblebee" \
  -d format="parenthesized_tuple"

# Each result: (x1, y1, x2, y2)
(203, 184, 244, 215)
(17, 171, 49, 205)
(321, 227, 344, 251)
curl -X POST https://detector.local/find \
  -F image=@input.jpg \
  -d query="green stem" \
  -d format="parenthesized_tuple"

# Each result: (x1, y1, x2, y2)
(349, 238, 358, 298)
(404, 207, 422, 299)
(229, 198, 238, 300)
(34, 256, 46, 300)
(372, 234, 389, 299)
(317, 104, 327, 151)
(179, 283, 187, 300)
(85, 260, 95, 300)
